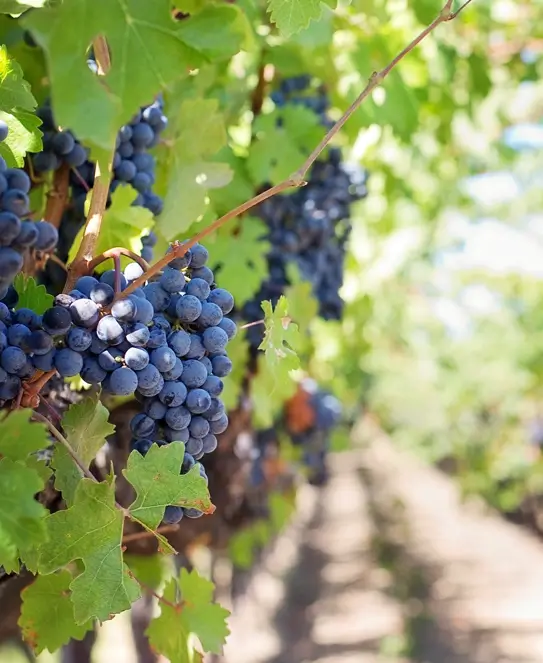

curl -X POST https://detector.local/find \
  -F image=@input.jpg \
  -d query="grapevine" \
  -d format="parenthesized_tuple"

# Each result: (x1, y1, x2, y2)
(0, 0, 474, 660)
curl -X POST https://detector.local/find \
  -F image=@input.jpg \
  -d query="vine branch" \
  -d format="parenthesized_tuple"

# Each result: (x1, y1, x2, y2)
(87, 247, 150, 273)
(44, 163, 70, 229)
(63, 35, 113, 292)
(111, 0, 473, 304)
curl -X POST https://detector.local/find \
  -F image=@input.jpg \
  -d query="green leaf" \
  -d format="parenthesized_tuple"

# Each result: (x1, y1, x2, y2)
(156, 98, 232, 239)
(259, 296, 301, 374)
(208, 218, 270, 307)
(124, 554, 169, 591)
(250, 353, 297, 428)
(24, 0, 202, 159)
(177, 5, 254, 61)
(247, 105, 323, 186)
(124, 443, 213, 529)
(285, 265, 319, 339)
(267, 0, 328, 36)
(38, 477, 140, 624)
(147, 569, 230, 662)
(0, 409, 50, 462)
(19, 571, 94, 654)
(0, 458, 48, 570)
(68, 186, 153, 270)
(0, 46, 41, 164)
(52, 395, 115, 506)
(13, 273, 54, 315)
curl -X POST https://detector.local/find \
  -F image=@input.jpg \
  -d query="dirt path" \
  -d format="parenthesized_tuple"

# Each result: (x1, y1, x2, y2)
(223, 419, 543, 663)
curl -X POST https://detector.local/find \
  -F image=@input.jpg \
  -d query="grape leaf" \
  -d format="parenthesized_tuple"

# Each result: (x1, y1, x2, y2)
(38, 476, 140, 624)
(146, 569, 230, 662)
(13, 273, 54, 315)
(0, 409, 50, 462)
(267, 0, 327, 38)
(247, 105, 323, 186)
(156, 98, 232, 239)
(0, 458, 49, 570)
(24, 0, 202, 159)
(123, 443, 213, 528)
(124, 553, 169, 590)
(19, 571, 94, 654)
(52, 395, 115, 506)
(208, 217, 270, 307)
(68, 186, 153, 271)
(0, 47, 41, 165)
(259, 296, 301, 373)
(177, 5, 254, 61)
(250, 353, 297, 428)
(221, 330, 249, 411)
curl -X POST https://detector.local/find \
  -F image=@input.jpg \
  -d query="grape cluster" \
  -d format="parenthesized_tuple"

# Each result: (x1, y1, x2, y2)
(0, 121, 59, 298)
(0, 241, 235, 522)
(240, 77, 368, 349)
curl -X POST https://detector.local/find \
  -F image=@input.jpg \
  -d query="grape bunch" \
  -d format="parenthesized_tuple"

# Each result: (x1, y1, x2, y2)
(240, 77, 368, 349)
(0, 240, 236, 523)
(0, 121, 59, 298)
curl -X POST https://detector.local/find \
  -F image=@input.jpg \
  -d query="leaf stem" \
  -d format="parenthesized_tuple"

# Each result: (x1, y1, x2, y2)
(127, 570, 181, 612)
(240, 319, 265, 330)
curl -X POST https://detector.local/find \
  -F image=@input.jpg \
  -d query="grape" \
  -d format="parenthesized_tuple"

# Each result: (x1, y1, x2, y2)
(211, 354, 232, 377)
(13, 221, 39, 249)
(131, 438, 154, 456)
(0, 247, 23, 279)
(143, 192, 163, 215)
(189, 416, 210, 439)
(158, 381, 187, 407)
(70, 299, 100, 328)
(119, 125, 133, 142)
(197, 302, 222, 328)
(98, 348, 124, 371)
(166, 246, 191, 270)
(116, 160, 137, 182)
(180, 359, 207, 388)
(126, 323, 150, 347)
(66, 327, 92, 352)
(118, 142, 134, 159)
(191, 266, 214, 285)
(101, 270, 127, 291)
(27, 330, 54, 355)
(185, 278, 210, 301)
(164, 405, 191, 431)
(159, 267, 185, 293)
(89, 334, 108, 355)
(42, 306, 72, 336)
(75, 276, 99, 297)
(0, 121, 8, 142)
(1, 346, 26, 373)
(202, 326, 228, 353)
(152, 315, 171, 333)
(89, 282, 114, 306)
(108, 366, 138, 395)
(163, 505, 184, 524)
(163, 426, 190, 443)
(168, 330, 191, 357)
(184, 508, 203, 519)
(147, 327, 167, 349)
(32, 348, 56, 371)
(208, 288, 234, 314)
(174, 295, 202, 323)
(218, 317, 237, 340)
(2, 189, 30, 216)
(112, 295, 139, 322)
(130, 413, 156, 438)
(54, 348, 84, 377)
(0, 212, 21, 245)
(133, 296, 154, 324)
(185, 388, 211, 414)
(203, 397, 224, 421)
(186, 437, 204, 456)
(132, 172, 152, 193)
(143, 398, 168, 420)
(149, 346, 177, 373)
(0, 303, 10, 322)
(162, 357, 183, 381)
(52, 131, 75, 155)
(133, 153, 154, 172)
(189, 243, 209, 268)
(96, 315, 124, 344)
(185, 334, 205, 360)
(124, 262, 144, 281)
(209, 413, 229, 434)
(202, 375, 223, 397)
(34, 222, 59, 251)
(0, 374, 20, 399)
(65, 144, 87, 167)
(81, 357, 107, 385)
(12, 309, 37, 328)
(136, 363, 162, 391)
(125, 347, 149, 371)
(143, 283, 171, 311)
(131, 122, 154, 148)
(202, 433, 218, 454)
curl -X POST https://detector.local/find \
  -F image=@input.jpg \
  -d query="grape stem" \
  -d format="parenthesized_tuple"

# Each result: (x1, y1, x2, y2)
(110, 0, 472, 304)
(87, 247, 149, 273)
(63, 35, 113, 292)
